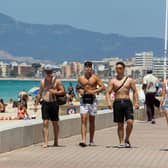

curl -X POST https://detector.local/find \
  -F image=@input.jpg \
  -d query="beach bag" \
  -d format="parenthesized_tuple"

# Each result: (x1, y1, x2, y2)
(51, 77, 67, 106)
(56, 94, 67, 105)
(82, 94, 95, 104)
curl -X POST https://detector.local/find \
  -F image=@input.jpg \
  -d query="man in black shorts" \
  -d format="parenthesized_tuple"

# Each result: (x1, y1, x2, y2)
(34, 65, 65, 148)
(106, 62, 139, 148)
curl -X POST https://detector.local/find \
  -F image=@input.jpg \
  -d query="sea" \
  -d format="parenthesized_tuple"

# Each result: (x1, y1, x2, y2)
(0, 79, 145, 105)
(0, 79, 77, 102)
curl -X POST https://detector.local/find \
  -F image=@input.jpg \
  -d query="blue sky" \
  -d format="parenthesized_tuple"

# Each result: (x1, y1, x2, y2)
(0, 0, 165, 38)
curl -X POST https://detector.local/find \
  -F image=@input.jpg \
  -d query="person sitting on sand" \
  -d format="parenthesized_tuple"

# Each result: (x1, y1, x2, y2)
(19, 90, 28, 109)
(67, 82, 76, 105)
(0, 98, 7, 113)
(0, 101, 29, 120)
(17, 101, 29, 119)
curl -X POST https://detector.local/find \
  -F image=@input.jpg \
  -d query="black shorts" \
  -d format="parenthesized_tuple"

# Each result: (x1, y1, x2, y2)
(41, 101, 59, 121)
(113, 99, 134, 123)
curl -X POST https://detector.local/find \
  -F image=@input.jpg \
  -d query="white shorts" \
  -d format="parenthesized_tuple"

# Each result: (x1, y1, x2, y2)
(80, 98, 97, 116)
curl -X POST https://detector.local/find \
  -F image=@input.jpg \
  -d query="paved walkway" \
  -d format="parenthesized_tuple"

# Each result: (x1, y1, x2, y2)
(1, 117, 168, 168)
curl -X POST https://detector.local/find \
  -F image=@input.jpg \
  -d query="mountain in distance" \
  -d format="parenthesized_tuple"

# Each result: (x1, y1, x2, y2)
(0, 12, 164, 64)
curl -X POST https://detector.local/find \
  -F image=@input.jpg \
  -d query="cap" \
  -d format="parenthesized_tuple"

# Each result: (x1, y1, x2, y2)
(44, 64, 53, 72)
(84, 61, 92, 67)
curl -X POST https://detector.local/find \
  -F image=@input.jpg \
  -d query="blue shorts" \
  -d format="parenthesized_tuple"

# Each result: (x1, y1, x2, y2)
(162, 99, 168, 111)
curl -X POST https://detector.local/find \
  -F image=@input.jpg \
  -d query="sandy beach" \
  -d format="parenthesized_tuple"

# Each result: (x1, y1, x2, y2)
(0, 94, 108, 121)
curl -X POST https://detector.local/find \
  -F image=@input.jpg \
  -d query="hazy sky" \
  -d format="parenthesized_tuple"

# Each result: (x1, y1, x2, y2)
(0, 0, 165, 38)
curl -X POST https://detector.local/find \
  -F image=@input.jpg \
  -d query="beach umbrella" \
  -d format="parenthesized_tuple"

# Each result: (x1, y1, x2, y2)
(28, 87, 39, 95)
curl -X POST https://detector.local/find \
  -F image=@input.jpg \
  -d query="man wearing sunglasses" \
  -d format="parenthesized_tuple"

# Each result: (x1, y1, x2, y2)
(35, 65, 65, 148)
(76, 61, 105, 147)
(106, 61, 139, 148)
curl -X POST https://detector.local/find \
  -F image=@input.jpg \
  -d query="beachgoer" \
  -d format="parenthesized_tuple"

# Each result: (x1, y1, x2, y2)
(17, 101, 29, 119)
(142, 68, 158, 124)
(0, 98, 7, 113)
(160, 81, 168, 124)
(76, 61, 104, 147)
(0, 101, 28, 120)
(19, 90, 28, 109)
(34, 65, 65, 148)
(67, 82, 76, 104)
(106, 61, 139, 148)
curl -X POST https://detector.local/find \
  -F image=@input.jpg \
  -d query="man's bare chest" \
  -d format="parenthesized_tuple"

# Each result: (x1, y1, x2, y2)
(81, 78, 97, 87)
(113, 79, 130, 90)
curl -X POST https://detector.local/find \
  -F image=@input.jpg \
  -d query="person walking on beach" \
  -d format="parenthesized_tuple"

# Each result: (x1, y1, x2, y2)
(142, 69, 158, 124)
(34, 65, 65, 148)
(106, 61, 139, 148)
(76, 61, 104, 147)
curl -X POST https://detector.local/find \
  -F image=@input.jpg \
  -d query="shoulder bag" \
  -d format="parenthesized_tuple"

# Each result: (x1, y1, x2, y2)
(52, 77, 67, 105)
(114, 76, 128, 93)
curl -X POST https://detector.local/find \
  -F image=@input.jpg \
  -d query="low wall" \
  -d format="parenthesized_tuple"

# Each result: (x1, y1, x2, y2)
(0, 108, 147, 153)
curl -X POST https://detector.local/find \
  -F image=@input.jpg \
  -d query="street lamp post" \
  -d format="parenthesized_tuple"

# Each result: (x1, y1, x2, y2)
(164, 0, 168, 82)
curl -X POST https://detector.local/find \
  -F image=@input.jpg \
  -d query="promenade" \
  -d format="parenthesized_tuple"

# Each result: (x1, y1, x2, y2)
(0, 117, 168, 168)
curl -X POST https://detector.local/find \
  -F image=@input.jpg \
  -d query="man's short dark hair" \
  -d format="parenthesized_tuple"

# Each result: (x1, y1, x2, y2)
(116, 61, 125, 68)
(146, 68, 153, 74)
(84, 61, 92, 67)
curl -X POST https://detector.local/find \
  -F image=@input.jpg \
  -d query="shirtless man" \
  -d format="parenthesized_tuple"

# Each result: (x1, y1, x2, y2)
(35, 65, 65, 148)
(76, 61, 104, 147)
(106, 61, 139, 148)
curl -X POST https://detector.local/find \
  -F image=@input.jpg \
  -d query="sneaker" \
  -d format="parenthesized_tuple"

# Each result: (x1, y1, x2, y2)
(125, 140, 131, 148)
(79, 142, 87, 147)
(151, 119, 156, 124)
(89, 142, 96, 147)
(117, 143, 125, 148)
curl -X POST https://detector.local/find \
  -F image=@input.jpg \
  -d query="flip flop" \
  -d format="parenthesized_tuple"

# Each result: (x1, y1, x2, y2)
(79, 142, 87, 147)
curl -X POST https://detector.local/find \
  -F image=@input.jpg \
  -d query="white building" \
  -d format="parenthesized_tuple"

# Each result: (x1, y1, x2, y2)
(153, 57, 168, 79)
(135, 51, 153, 68)
(0, 62, 10, 77)
(91, 60, 111, 78)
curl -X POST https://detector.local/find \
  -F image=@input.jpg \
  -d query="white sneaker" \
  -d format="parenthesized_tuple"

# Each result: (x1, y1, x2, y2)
(89, 142, 96, 146)
(117, 143, 125, 148)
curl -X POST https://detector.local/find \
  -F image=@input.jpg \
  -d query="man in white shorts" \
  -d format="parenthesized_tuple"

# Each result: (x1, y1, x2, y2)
(76, 61, 104, 147)
(80, 99, 97, 116)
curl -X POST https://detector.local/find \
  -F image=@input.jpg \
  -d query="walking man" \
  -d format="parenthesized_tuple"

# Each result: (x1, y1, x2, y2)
(35, 65, 65, 148)
(76, 61, 104, 147)
(142, 68, 158, 124)
(106, 61, 139, 148)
